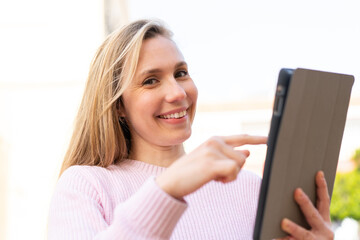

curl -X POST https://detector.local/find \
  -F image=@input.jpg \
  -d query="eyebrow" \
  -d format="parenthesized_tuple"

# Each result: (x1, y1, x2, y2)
(139, 61, 187, 77)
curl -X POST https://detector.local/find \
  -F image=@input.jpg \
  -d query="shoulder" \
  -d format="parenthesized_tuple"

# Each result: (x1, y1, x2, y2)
(60, 165, 115, 179)
(56, 165, 119, 197)
(59, 165, 109, 185)
(57, 163, 145, 198)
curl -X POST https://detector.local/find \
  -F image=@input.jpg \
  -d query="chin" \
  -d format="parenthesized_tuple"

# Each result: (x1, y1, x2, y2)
(164, 130, 192, 146)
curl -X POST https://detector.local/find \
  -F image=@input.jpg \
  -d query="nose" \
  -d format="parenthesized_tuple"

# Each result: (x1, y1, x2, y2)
(164, 79, 187, 103)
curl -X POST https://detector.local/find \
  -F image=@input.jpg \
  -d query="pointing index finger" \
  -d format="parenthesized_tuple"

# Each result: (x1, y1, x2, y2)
(223, 134, 268, 147)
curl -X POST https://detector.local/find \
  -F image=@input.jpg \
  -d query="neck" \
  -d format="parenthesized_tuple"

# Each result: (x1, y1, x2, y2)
(129, 138, 185, 168)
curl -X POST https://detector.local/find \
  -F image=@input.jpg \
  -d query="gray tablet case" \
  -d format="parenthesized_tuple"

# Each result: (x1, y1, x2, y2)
(253, 68, 354, 239)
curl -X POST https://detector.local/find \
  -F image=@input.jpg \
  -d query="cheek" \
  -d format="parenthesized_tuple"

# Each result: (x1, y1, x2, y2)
(187, 80, 198, 105)
(186, 80, 198, 122)
(125, 93, 159, 121)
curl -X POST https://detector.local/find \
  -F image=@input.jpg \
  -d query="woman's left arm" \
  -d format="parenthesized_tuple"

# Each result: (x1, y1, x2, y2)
(279, 171, 334, 240)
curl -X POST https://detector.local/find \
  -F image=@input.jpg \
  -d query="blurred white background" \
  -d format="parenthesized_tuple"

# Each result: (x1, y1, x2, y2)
(0, 0, 359, 239)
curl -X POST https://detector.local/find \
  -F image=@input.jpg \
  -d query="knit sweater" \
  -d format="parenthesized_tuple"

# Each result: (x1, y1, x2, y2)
(48, 159, 261, 239)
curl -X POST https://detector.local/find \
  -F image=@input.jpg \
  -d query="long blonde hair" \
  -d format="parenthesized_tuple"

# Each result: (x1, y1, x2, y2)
(60, 19, 172, 175)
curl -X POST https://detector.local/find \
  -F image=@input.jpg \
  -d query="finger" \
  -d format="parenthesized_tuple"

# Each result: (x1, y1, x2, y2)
(239, 149, 250, 157)
(213, 159, 240, 183)
(315, 171, 331, 223)
(205, 137, 249, 167)
(281, 218, 315, 240)
(218, 142, 248, 168)
(222, 134, 268, 147)
(294, 188, 325, 230)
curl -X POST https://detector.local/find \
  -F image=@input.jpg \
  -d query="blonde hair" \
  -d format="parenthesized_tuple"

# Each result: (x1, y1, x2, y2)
(60, 19, 172, 175)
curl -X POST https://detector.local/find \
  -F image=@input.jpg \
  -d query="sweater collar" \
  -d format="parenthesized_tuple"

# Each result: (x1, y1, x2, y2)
(115, 159, 167, 175)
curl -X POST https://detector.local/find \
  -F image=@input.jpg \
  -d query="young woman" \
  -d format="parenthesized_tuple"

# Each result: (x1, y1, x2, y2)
(48, 19, 334, 239)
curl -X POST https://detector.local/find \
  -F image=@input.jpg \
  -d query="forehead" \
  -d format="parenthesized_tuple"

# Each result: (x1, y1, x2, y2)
(136, 35, 184, 71)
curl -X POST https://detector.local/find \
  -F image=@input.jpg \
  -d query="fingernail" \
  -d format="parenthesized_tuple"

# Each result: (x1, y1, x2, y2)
(319, 171, 325, 179)
(295, 188, 304, 199)
(282, 218, 291, 231)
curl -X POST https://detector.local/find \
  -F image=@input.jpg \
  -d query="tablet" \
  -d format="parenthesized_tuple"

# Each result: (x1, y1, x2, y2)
(253, 68, 354, 240)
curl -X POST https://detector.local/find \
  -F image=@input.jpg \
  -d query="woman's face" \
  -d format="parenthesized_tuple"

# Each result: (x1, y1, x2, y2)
(121, 35, 198, 148)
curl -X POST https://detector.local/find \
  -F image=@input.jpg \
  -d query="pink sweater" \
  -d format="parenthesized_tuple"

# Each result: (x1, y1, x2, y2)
(48, 159, 261, 239)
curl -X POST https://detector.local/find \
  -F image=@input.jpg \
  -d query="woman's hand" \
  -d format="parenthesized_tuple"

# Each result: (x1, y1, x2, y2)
(155, 134, 267, 200)
(279, 171, 334, 240)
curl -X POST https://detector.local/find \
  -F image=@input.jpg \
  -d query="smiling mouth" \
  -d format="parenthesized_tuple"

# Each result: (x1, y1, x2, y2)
(158, 110, 187, 119)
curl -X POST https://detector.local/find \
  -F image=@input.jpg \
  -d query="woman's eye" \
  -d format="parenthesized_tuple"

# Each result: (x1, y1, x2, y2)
(143, 78, 158, 86)
(175, 70, 188, 78)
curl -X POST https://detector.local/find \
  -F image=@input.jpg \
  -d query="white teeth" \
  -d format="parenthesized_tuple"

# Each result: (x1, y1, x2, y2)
(159, 110, 187, 119)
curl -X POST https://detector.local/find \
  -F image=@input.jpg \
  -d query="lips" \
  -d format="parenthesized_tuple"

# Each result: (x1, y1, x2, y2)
(158, 109, 187, 119)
